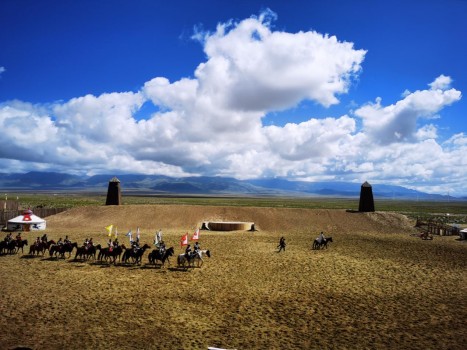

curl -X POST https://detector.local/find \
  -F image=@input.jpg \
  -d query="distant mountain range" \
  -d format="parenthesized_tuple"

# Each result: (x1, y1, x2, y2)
(0, 171, 462, 200)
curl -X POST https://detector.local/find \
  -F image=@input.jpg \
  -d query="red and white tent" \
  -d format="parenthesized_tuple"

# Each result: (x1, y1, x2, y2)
(7, 209, 46, 231)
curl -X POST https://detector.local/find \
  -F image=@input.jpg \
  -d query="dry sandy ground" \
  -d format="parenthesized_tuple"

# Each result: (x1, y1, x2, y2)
(0, 205, 466, 350)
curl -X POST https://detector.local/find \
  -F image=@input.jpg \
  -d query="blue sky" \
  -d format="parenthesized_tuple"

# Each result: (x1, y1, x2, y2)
(1, 0, 466, 196)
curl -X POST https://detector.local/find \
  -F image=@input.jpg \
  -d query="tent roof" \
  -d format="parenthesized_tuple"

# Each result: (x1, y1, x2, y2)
(8, 213, 45, 224)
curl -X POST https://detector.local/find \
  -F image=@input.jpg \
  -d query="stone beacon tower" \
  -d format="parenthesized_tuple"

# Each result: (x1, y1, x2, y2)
(105, 176, 122, 205)
(358, 181, 375, 212)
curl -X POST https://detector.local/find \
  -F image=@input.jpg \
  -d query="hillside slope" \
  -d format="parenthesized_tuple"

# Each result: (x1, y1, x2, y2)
(46, 205, 416, 235)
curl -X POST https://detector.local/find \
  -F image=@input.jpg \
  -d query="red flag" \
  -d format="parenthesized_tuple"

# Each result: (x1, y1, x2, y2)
(180, 233, 188, 248)
(191, 228, 199, 241)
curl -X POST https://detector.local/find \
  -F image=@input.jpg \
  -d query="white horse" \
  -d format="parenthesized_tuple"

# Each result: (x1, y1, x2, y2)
(177, 249, 211, 269)
(193, 249, 210, 267)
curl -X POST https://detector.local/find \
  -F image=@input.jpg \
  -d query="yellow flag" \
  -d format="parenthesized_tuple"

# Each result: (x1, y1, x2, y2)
(105, 224, 113, 237)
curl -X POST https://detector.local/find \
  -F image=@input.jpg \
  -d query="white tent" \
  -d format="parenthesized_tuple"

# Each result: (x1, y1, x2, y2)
(7, 209, 46, 231)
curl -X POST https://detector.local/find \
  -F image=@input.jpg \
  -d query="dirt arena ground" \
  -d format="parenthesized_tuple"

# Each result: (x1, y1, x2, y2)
(0, 205, 466, 350)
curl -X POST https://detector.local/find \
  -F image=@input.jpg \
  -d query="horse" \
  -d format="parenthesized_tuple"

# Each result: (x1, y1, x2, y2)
(148, 247, 174, 267)
(4, 240, 18, 254)
(177, 253, 191, 269)
(97, 247, 109, 261)
(28, 243, 42, 256)
(30, 240, 56, 256)
(61, 242, 78, 258)
(177, 249, 211, 269)
(122, 244, 150, 265)
(108, 245, 125, 264)
(192, 249, 211, 267)
(50, 242, 78, 259)
(98, 245, 125, 264)
(313, 236, 333, 250)
(74, 244, 101, 261)
(15, 239, 28, 254)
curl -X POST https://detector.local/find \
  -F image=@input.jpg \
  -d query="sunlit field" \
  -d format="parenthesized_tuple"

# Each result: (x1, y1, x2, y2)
(9, 192, 467, 220)
(0, 198, 466, 349)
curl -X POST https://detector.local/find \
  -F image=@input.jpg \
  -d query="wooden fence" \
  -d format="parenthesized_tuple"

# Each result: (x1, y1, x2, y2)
(415, 218, 460, 236)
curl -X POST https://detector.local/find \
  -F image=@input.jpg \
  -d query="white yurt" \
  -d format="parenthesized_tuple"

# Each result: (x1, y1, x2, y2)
(7, 209, 46, 231)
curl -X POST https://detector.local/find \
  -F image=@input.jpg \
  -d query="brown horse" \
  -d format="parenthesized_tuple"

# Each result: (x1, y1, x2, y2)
(74, 244, 101, 261)
(312, 236, 333, 250)
(98, 245, 125, 264)
(122, 244, 150, 265)
(29, 240, 55, 256)
(107, 245, 125, 264)
(15, 239, 28, 254)
(50, 242, 78, 259)
(148, 247, 174, 267)
(4, 240, 18, 254)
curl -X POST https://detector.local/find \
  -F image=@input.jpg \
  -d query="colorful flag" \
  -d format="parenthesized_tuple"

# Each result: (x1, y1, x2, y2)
(154, 230, 161, 246)
(154, 233, 159, 246)
(114, 226, 118, 239)
(180, 233, 188, 247)
(105, 224, 113, 237)
(126, 229, 132, 243)
(191, 228, 199, 241)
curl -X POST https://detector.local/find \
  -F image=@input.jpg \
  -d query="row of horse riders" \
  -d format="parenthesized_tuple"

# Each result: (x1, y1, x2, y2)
(1, 233, 209, 267)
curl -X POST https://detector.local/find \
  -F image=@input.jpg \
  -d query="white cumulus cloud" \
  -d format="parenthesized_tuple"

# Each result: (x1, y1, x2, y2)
(355, 76, 461, 144)
(0, 11, 465, 195)
(194, 12, 366, 111)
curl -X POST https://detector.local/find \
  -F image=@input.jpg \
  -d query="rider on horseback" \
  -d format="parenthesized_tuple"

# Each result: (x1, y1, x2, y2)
(131, 238, 139, 253)
(35, 236, 41, 246)
(108, 238, 114, 252)
(193, 241, 200, 256)
(64, 235, 71, 244)
(41, 234, 48, 243)
(185, 244, 192, 259)
(57, 237, 63, 245)
(159, 240, 166, 255)
(15, 232, 22, 242)
(4, 232, 12, 243)
(317, 231, 326, 244)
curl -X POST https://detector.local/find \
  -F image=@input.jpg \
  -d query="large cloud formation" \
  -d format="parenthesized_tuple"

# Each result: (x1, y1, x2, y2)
(0, 11, 465, 195)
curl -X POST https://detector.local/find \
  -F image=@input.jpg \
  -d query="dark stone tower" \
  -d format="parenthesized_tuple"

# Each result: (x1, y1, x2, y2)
(105, 177, 121, 205)
(358, 181, 375, 212)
